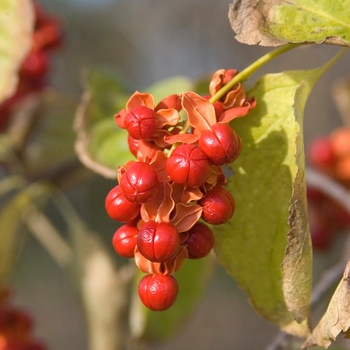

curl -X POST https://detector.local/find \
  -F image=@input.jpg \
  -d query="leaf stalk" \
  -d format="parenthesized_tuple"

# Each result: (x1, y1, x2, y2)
(210, 44, 299, 103)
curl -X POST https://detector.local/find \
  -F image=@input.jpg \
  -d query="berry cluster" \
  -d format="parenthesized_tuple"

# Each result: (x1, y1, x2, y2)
(0, 289, 46, 350)
(307, 128, 350, 249)
(105, 69, 256, 311)
(0, 2, 62, 131)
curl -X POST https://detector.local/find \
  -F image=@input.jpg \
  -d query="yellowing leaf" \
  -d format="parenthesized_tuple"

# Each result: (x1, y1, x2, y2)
(0, 0, 34, 104)
(229, 0, 350, 47)
(302, 261, 350, 349)
(213, 51, 345, 335)
(282, 78, 315, 325)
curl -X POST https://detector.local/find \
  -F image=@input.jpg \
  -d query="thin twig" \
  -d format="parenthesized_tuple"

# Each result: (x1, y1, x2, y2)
(265, 331, 291, 350)
(73, 89, 118, 179)
(24, 204, 73, 268)
(306, 167, 350, 213)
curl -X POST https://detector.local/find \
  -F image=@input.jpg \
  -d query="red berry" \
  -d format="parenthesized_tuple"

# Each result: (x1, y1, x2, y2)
(33, 20, 63, 52)
(332, 203, 350, 228)
(306, 186, 326, 203)
(137, 221, 180, 262)
(120, 162, 160, 203)
(311, 227, 334, 250)
(138, 274, 178, 311)
(330, 128, 350, 159)
(112, 224, 138, 258)
(105, 185, 140, 222)
(199, 123, 242, 165)
(125, 106, 158, 140)
(19, 51, 50, 80)
(199, 187, 235, 225)
(184, 222, 215, 259)
(307, 137, 335, 169)
(166, 144, 211, 187)
(127, 134, 139, 157)
(27, 343, 47, 350)
(335, 157, 350, 181)
(212, 102, 225, 119)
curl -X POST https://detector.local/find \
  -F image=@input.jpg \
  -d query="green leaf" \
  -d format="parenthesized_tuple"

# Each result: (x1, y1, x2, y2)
(146, 76, 193, 103)
(89, 119, 131, 170)
(0, 0, 34, 104)
(213, 52, 345, 335)
(229, 0, 350, 47)
(0, 182, 51, 283)
(74, 68, 134, 178)
(74, 70, 193, 178)
(129, 256, 214, 341)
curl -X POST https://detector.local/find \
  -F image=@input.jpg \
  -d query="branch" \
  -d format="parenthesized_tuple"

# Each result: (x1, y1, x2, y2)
(51, 192, 135, 350)
(24, 204, 73, 268)
(73, 89, 117, 179)
(306, 167, 350, 213)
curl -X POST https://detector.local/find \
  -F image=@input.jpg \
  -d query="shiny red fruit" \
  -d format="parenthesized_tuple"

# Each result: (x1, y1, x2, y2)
(166, 144, 211, 187)
(184, 222, 215, 259)
(311, 227, 334, 250)
(125, 106, 158, 140)
(306, 186, 326, 202)
(329, 128, 350, 159)
(127, 134, 139, 157)
(137, 221, 180, 262)
(307, 136, 335, 169)
(105, 185, 140, 222)
(199, 123, 242, 165)
(120, 162, 160, 203)
(199, 186, 235, 225)
(33, 20, 63, 52)
(112, 224, 138, 258)
(19, 51, 50, 80)
(138, 274, 179, 311)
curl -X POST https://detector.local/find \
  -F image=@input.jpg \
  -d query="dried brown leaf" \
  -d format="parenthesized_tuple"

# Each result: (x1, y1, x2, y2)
(302, 260, 350, 349)
(229, 0, 350, 47)
(228, 0, 286, 46)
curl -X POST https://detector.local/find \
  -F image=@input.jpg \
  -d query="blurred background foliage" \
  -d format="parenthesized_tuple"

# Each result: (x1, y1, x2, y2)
(2, 0, 350, 349)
